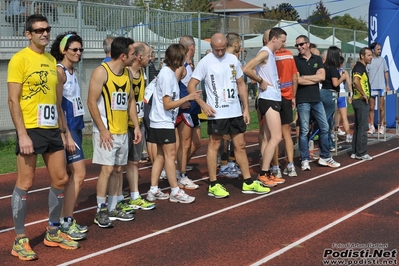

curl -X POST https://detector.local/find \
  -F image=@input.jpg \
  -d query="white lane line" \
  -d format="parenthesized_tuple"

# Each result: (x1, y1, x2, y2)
(250, 187, 399, 266)
(57, 147, 399, 265)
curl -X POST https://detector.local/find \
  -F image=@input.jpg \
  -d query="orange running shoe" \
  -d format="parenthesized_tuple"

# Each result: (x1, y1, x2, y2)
(257, 174, 277, 187)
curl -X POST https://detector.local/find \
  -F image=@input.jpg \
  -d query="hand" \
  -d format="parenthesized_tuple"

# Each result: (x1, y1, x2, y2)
(18, 134, 34, 155)
(189, 90, 202, 101)
(258, 80, 272, 91)
(291, 98, 296, 110)
(99, 129, 114, 151)
(133, 127, 142, 145)
(65, 134, 76, 155)
(243, 109, 250, 125)
(202, 104, 216, 117)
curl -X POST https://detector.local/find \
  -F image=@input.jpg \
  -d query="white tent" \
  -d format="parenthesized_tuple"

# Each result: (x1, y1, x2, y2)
(325, 35, 341, 46)
(243, 20, 337, 50)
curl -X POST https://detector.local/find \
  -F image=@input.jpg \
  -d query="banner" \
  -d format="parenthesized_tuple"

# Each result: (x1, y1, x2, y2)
(369, 0, 399, 127)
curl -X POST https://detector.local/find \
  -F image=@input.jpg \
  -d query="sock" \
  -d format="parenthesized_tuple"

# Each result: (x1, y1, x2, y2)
(48, 186, 64, 227)
(180, 173, 187, 178)
(12, 186, 27, 235)
(288, 162, 294, 168)
(117, 194, 124, 202)
(107, 196, 118, 212)
(228, 161, 235, 168)
(210, 181, 218, 187)
(244, 178, 253, 185)
(150, 186, 158, 194)
(176, 170, 181, 178)
(96, 196, 107, 212)
(272, 165, 279, 171)
(131, 191, 140, 200)
(170, 186, 179, 195)
(260, 170, 267, 176)
(62, 216, 74, 228)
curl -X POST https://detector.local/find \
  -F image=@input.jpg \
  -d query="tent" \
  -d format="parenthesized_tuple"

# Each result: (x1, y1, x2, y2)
(325, 35, 341, 46)
(242, 20, 337, 49)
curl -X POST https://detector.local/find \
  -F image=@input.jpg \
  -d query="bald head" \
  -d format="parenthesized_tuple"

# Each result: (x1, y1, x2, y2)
(263, 29, 270, 46)
(210, 33, 227, 58)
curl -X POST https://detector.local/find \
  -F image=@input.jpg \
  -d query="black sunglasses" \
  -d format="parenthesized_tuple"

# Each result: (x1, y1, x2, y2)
(68, 48, 84, 53)
(295, 42, 308, 48)
(31, 27, 52, 34)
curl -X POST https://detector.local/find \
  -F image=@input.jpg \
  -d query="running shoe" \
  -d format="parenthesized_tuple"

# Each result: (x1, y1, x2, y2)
(330, 146, 342, 152)
(218, 165, 239, 179)
(242, 180, 270, 194)
(271, 167, 282, 178)
(208, 183, 230, 198)
(301, 160, 311, 171)
(62, 217, 88, 233)
(269, 172, 285, 184)
(318, 157, 340, 168)
(146, 189, 170, 201)
(232, 163, 242, 175)
(356, 154, 373, 161)
(283, 167, 298, 177)
(178, 176, 199, 190)
(169, 189, 195, 203)
(257, 174, 277, 187)
(94, 210, 114, 228)
(108, 208, 135, 221)
(368, 125, 375, 135)
(159, 168, 167, 180)
(60, 222, 86, 241)
(11, 237, 38, 261)
(346, 134, 353, 143)
(337, 127, 346, 136)
(350, 153, 356, 159)
(43, 228, 79, 250)
(128, 196, 156, 210)
(116, 200, 135, 214)
(186, 165, 194, 172)
(379, 126, 385, 135)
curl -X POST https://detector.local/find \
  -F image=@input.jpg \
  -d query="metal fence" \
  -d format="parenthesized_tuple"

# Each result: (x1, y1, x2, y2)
(0, 0, 367, 133)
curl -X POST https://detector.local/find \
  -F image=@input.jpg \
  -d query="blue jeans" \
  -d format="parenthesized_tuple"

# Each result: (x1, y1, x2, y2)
(297, 102, 331, 160)
(320, 89, 337, 148)
(351, 99, 369, 156)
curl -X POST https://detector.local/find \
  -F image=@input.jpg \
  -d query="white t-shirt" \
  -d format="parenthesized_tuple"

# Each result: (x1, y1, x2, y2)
(149, 66, 179, 129)
(192, 52, 243, 119)
(256, 46, 281, 101)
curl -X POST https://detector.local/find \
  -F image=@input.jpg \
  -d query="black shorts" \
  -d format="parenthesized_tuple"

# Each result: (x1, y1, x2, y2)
(280, 98, 293, 125)
(257, 98, 281, 116)
(16, 128, 64, 155)
(148, 128, 176, 144)
(143, 102, 151, 141)
(207, 116, 246, 136)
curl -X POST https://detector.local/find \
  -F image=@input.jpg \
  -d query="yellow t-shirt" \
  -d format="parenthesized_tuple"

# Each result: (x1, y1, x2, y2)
(128, 68, 145, 127)
(94, 62, 131, 135)
(7, 47, 59, 129)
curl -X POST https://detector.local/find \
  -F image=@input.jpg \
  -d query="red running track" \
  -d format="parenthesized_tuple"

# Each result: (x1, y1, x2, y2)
(0, 131, 398, 265)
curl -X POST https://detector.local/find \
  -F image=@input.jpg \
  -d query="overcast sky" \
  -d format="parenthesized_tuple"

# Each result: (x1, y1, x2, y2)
(243, 0, 370, 21)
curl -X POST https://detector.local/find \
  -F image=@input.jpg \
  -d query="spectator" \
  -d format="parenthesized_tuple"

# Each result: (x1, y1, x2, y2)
(6, 0, 27, 36)
(351, 47, 373, 160)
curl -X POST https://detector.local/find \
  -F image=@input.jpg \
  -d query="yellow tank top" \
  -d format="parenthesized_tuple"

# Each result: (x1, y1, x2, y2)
(97, 62, 131, 134)
(7, 48, 59, 129)
(128, 68, 145, 127)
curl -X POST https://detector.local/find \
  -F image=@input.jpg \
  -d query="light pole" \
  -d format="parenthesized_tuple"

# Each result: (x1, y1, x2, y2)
(144, 0, 151, 44)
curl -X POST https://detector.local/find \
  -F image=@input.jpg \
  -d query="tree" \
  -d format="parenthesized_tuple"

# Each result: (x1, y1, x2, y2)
(263, 3, 300, 21)
(332, 14, 367, 31)
(180, 0, 212, 12)
(308, 0, 331, 26)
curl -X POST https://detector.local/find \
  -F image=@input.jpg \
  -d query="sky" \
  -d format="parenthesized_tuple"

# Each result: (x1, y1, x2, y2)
(244, 0, 370, 21)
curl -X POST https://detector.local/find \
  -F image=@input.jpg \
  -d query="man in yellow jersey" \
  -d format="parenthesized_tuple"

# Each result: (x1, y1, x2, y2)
(124, 42, 156, 210)
(87, 37, 142, 228)
(8, 14, 78, 261)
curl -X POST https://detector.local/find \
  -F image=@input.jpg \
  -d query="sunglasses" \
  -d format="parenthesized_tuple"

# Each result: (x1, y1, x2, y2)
(31, 27, 52, 34)
(68, 48, 84, 53)
(295, 42, 308, 48)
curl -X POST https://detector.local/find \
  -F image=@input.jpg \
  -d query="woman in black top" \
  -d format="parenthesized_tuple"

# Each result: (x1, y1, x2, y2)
(320, 46, 347, 150)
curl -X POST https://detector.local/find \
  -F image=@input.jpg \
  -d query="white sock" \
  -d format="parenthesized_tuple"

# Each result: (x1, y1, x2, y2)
(131, 191, 140, 200)
(96, 196, 107, 213)
(107, 196, 118, 212)
(150, 186, 158, 194)
(117, 194, 124, 202)
(171, 186, 179, 195)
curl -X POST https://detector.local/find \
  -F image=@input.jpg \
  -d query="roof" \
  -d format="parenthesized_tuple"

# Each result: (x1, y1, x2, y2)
(211, 0, 263, 13)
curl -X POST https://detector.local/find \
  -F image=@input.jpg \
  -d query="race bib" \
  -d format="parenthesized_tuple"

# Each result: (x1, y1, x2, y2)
(111, 92, 128, 110)
(72, 96, 85, 117)
(37, 104, 58, 126)
(136, 100, 144, 118)
(222, 88, 236, 103)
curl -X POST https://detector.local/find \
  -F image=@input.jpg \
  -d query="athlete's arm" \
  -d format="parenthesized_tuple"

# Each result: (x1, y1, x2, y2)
(385, 71, 390, 91)
(298, 68, 325, 85)
(8, 82, 34, 155)
(353, 75, 368, 104)
(187, 77, 215, 117)
(128, 86, 142, 145)
(237, 76, 250, 125)
(242, 50, 271, 91)
(87, 66, 113, 150)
